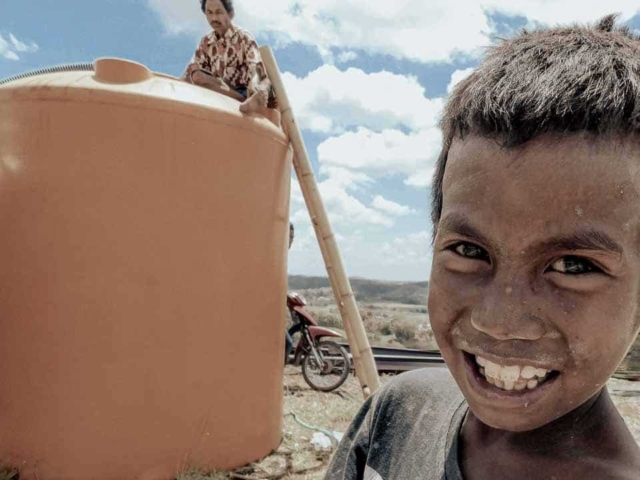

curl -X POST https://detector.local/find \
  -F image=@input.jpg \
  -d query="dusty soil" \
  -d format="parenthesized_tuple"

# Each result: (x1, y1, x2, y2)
(180, 369, 640, 480)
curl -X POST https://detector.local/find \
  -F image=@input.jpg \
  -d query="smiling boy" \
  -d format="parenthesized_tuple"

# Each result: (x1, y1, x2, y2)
(325, 15, 640, 480)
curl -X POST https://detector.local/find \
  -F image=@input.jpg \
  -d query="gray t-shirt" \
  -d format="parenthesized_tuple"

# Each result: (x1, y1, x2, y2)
(325, 368, 467, 480)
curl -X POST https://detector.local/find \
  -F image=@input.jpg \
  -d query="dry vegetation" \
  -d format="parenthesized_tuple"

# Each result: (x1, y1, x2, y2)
(288, 275, 436, 351)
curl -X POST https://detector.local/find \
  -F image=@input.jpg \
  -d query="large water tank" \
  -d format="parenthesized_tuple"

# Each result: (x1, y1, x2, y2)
(0, 58, 292, 480)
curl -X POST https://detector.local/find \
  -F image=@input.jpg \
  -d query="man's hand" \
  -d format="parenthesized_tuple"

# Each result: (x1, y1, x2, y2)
(239, 90, 268, 113)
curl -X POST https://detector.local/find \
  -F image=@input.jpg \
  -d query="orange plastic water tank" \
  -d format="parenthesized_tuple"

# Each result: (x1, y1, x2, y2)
(0, 58, 292, 480)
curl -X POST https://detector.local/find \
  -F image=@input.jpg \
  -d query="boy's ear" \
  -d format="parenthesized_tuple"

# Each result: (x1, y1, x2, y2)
(230, 11, 235, 21)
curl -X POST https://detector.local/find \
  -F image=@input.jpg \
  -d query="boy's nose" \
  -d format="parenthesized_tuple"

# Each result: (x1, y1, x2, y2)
(470, 282, 547, 341)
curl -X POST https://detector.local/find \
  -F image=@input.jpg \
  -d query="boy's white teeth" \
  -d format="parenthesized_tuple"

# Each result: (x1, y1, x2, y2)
(475, 356, 551, 391)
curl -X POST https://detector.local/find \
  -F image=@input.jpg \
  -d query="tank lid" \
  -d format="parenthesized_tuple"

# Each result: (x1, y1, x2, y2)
(94, 58, 152, 84)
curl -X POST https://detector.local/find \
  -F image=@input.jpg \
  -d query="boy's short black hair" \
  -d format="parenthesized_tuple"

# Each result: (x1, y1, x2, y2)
(200, 0, 234, 14)
(432, 14, 640, 228)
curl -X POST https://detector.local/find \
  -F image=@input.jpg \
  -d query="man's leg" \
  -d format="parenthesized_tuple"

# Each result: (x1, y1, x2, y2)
(288, 323, 301, 339)
(285, 331, 294, 365)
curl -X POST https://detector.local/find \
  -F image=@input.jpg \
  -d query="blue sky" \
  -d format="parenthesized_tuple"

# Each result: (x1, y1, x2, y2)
(3, 1, 640, 281)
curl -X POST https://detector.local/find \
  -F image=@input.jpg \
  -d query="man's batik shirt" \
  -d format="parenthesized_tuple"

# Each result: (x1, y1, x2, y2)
(182, 25, 276, 107)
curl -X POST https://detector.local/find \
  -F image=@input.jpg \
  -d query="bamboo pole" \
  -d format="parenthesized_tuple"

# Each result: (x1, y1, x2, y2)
(260, 46, 380, 396)
(297, 180, 366, 393)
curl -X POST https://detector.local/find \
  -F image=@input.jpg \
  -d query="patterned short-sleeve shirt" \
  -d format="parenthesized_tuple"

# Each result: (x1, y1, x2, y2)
(182, 25, 277, 108)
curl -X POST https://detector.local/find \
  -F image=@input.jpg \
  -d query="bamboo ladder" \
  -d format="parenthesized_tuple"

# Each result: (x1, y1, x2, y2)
(260, 46, 381, 398)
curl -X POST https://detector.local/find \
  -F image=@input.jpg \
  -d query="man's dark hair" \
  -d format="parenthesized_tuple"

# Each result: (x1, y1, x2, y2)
(200, 0, 234, 14)
(432, 14, 640, 228)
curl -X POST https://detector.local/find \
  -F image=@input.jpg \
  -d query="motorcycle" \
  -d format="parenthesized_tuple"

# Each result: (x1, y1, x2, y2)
(285, 292, 351, 392)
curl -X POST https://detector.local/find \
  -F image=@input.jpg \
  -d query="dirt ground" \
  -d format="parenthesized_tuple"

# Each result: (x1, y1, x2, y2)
(180, 368, 640, 480)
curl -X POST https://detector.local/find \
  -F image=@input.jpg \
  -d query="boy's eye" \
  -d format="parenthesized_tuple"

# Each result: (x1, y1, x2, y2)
(452, 242, 489, 261)
(549, 256, 598, 275)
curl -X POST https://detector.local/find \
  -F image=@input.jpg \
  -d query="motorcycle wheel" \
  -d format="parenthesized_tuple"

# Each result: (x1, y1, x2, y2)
(302, 340, 351, 392)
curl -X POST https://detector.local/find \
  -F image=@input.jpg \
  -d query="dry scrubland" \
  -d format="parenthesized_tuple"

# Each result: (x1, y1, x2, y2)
(288, 276, 437, 351)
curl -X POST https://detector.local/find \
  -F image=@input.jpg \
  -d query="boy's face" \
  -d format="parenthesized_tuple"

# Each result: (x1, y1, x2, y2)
(204, 0, 233, 36)
(428, 134, 640, 432)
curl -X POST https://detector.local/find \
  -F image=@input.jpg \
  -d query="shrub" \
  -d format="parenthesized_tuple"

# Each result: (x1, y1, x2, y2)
(314, 311, 343, 329)
(380, 322, 393, 336)
(391, 319, 417, 343)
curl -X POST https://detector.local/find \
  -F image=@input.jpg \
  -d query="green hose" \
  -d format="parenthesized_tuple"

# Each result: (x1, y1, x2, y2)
(286, 412, 342, 444)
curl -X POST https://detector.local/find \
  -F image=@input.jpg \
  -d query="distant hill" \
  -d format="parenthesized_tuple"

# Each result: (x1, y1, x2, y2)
(288, 275, 429, 305)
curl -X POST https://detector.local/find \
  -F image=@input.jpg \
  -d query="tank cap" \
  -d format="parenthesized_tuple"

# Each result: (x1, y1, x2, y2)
(93, 58, 152, 84)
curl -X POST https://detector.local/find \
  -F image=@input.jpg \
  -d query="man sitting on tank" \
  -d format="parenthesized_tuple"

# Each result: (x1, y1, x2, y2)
(182, 0, 276, 113)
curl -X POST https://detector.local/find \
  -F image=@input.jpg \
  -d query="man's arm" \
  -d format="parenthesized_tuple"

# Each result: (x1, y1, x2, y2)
(190, 70, 246, 101)
(182, 36, 211, 84)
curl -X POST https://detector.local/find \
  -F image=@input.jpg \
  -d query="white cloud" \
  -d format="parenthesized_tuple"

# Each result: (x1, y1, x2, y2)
(405, 167, 436, 188)
(447, 67, 475, 94)
(319, 176, 393, 227)
(9, 33, 38, 53)
(378, 230, 433, 268)
(483, 1, 639, 26)
(290, 170, 391, 229)
(288, 225, 434, 281)
(144, 0, 208, 35)
(283, 65, 443, 133)
(318, 166, 374, 191)
(317, 127, 442, 188)
(337, 51, 358, 63)
(3, 50, 19, 61)
(145, 0, 489, 62)
(0, 35, 16, 60)
(372, 195, 416, 216)
(0, 33, 38, 61)
(145, 0, 640, 64)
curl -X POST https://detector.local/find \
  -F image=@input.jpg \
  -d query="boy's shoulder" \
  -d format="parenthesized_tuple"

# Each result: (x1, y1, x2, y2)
(350, 369, 466, 480)
(374, 367, 463, 411)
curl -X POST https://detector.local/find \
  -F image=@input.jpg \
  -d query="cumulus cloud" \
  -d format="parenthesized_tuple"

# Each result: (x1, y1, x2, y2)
(288, 225, 434, 281)
(372, 195, 417, 216)
(0, 35, 18, 61)
(9, 33, 38, 53)
(337, 51, 358, 63)
(317, 127, 442, 187)
(282, 65, 443, 133)
(0, 33, 38, 61)
(447, 67, 475, 94)
(378, 230, 433, 268)
(290, 169, 391, 229)
(484, 0, 639, 26)
(319, 176, 393, 227)
(145, 0, 640, 63)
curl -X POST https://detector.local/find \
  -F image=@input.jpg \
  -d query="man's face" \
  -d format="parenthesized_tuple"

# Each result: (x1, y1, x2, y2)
(204, 0, 233, 36)
(428, 134, 640, 432)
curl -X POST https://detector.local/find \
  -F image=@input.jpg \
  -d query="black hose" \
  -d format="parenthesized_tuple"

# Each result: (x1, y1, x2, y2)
(0, 63, 94, 85)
